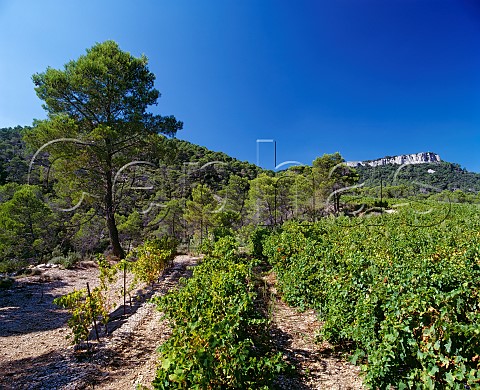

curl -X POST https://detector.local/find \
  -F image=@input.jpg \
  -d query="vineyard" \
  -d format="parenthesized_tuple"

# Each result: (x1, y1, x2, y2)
(53, 237, 177, 345)
(2, 202, 477, 389)
(263, 202, 480, 388)
(2, 202, 479, 388)
(152, 237, 286, 389)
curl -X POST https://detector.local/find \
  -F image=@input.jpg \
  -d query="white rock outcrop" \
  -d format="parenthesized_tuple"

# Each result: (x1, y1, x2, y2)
(347, 152, 441, 167)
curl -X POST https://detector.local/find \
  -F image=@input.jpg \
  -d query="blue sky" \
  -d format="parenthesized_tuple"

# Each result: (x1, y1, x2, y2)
(1, 0, 479, 171)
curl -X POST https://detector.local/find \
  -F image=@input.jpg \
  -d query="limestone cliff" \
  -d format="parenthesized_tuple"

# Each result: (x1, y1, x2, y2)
(346, 152, 441, 167)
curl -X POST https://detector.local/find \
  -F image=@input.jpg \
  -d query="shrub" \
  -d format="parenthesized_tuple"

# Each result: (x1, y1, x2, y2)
(212, 226, 235, 242)
(54, 287, 106, 345)
(48, 251, 82, 269)
(0, 258, 27, 274)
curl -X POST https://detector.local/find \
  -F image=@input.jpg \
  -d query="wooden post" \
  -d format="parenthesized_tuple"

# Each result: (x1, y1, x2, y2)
(123, 263, 126, 315)
(86, 282, 100, 342)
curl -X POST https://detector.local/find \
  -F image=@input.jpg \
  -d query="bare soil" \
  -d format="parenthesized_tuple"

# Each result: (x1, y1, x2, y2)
(263, 272, 365, 389)
(0, 261, 99, 389)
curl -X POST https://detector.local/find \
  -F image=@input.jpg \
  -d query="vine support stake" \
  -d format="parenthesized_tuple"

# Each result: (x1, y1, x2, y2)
(86, 282, 100, 343)
(123, 263, 126, 315)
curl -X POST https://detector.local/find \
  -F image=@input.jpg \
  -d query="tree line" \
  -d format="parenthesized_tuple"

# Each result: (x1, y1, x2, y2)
(0, 122, 359, 269)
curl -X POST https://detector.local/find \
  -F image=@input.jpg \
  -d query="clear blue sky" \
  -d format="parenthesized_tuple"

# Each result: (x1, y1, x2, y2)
(1, 0, 479, 171)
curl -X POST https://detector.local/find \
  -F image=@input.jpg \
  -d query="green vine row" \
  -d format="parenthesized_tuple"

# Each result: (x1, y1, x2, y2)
(263, 203, 480, 388)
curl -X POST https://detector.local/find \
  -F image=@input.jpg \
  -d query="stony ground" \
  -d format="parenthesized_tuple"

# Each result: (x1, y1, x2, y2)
(264, 272, 365, 390)
(0, 256, 197, 390)
(0, 261, 99, 389)
(1, 256, 364, 389)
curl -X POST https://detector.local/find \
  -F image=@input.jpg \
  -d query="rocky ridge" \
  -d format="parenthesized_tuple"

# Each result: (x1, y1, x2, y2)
(347, 152, 441, 168)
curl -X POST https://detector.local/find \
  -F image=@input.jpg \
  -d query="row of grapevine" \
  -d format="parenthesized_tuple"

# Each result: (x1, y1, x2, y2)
(152, 236, 286, 389)
(263, 203, 480, 388)
(54, 237, 177, 345)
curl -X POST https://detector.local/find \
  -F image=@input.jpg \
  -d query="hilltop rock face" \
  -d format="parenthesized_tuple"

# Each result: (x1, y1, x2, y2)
(347, 152, 441, 167)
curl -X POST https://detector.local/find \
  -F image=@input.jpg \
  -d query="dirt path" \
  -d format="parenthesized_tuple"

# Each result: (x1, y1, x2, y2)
(0, 255, 198, 390)
(263, 272, 365, 390)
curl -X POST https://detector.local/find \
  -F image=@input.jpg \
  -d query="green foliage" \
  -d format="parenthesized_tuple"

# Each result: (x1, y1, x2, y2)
(248, 226, 271, 259)
(172, 141, 261, 191)
(69, 210, 107, 254)
(0, 125, 266, 254)
(96, 254, 121, 328)
(244, 153, 359, 225)
(55, 253, 124, 344)
(0, 259, 28, 274)
(152, 239, 286, 389)
(97, 255, 118, 288)
(54, 288, 105, 345)
(0, 126, 29, 185)
(312, 152, 359, 213)
(211, 236, 238, 260)
(245, 173, 276, 225)
(48, 251, 82, 269)
(118, 211, 144, 247)
(356, 161, 480, 194)
(220, 174, 250, 225)
(184, 184, 217, 238)
(263, 204, 480, 388)
(4, 117, 480, 268)
(156, 235, 179, 254)
(211, 225, 235, 242)
(0, 184, 57, 262)
(55, 244, 168, 346)
(130, 238, 176, 287)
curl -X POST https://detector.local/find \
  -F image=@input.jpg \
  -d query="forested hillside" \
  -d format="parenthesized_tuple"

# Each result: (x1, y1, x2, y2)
(356, 161, 480, 193)
(0, 126, 29, 185)
(0, 124, 264, 269)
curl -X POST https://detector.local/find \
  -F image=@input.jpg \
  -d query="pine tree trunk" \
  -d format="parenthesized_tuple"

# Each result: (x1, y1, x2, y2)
(106, 210, 124, 259)
(105, 157, 125, 259)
